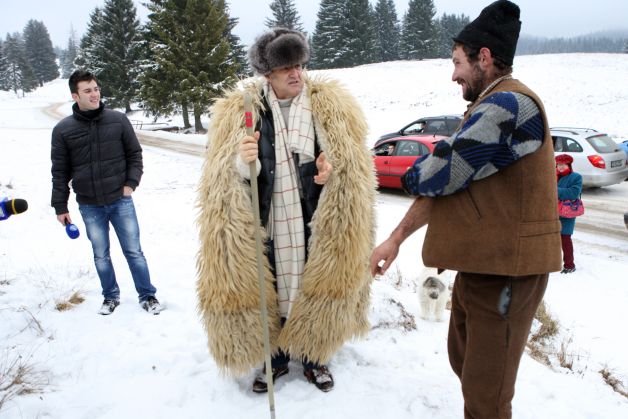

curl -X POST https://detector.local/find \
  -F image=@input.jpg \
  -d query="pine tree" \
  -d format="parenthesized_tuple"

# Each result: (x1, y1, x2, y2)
(75, 8, 106, 73)
(435, 13, 469, 58)
(341, 0, 378, 67)
(624, 39, 628, 53)
(311, 0, 345, 69)
(97, 0, 144, 112)
(141, 0, 190, 126)
(400, 0, 439, 60)
(374, 0, 400, 62)
(23, 20, 59, 86)
(265, 0, 304, 31)
(3, 33, 39, 96)
(141, 0, 240, 132)
(184, 0, 239, 131)
(224, 15, 249, 76)
(61, 27, 79, 78)
(0, 40, 9, 91)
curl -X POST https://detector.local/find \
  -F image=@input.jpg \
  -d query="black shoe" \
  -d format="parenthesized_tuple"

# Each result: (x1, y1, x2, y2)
(303, 365, 334, 392)
(252, 365, 289, 393)
(560, 267, 576, 274)
(98, 299, 120, 315)
(141, 296, 163, 315)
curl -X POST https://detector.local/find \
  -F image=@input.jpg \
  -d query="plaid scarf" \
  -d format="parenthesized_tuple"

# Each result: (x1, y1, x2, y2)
(264, 81, 316, 318)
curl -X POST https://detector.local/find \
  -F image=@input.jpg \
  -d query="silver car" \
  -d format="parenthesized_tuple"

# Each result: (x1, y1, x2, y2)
(551, 127, 628, 187)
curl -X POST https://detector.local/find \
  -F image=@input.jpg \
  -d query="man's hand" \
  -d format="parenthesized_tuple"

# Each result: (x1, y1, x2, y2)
(239, 131, 260, 164)
(57, 213, 71, 226)
(370, 238, 400, 277)
(369, 197, 434, 277)
(314, 152, 333, 185)
(123, 186, 133, 196)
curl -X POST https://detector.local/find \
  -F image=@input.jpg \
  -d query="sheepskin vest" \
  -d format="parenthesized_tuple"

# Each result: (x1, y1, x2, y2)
(422, 79, 562, 276)
(196, 76, 377, 376)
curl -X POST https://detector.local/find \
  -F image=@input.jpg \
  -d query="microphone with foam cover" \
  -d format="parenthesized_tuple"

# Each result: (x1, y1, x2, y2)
(64, 220, 80, 239)
(0, 198, 28, 221)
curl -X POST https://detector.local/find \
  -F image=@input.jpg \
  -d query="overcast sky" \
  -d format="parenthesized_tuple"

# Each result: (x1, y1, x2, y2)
(3, 0, 627, 49)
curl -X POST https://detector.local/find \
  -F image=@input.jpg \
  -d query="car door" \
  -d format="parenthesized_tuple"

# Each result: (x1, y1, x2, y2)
(553, 135, 586, 173)
(387, 140, 429, 189)
(373, 141, 395, 188)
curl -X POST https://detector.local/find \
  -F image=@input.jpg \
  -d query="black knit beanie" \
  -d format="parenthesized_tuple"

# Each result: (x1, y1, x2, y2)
(248, 27, 310, 75)
(453, 0, 521, 66)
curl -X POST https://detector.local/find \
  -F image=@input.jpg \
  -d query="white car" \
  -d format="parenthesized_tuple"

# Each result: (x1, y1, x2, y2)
(551, 127, 628, 187)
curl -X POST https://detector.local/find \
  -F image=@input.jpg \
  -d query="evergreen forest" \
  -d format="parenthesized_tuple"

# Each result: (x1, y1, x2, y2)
(2, 0, 626, 132)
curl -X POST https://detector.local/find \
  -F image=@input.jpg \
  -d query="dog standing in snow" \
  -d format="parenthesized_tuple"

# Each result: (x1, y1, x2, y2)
(419, 276, 448, 321)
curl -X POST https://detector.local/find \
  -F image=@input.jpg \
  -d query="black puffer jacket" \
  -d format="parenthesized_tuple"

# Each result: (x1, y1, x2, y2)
(256, 95, 323, 240)
(51, 103, 143, 214)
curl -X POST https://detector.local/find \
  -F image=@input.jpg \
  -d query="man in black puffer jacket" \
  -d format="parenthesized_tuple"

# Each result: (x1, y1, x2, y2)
(51, 69, 162, 316)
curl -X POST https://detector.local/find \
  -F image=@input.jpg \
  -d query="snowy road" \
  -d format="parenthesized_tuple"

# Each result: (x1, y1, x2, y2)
(579, 182, 628, 242)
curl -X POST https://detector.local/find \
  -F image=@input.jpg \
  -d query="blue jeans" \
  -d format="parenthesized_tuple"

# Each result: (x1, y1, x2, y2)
(79, 196, 156, 302)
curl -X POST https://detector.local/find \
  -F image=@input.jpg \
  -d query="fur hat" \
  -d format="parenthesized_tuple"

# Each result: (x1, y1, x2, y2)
(555, 154, 573, 165)
(453, 0, 521, 66)
(248, 27, 310, 75)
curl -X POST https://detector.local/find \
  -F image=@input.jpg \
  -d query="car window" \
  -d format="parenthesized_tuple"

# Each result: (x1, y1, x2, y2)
(403, 122, 424, 135)
(425, 121, 445, 134)
(553, 136, 582, 153)
(396, 140, 423, 156)
(586, 134, 619, 153)
(445, 119, 461, 135)
(374, 143, 396, 156)
(552, 136, 564, 151)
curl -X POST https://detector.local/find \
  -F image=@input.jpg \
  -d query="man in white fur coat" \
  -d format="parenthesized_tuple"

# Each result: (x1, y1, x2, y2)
(196, 28, 376, 393)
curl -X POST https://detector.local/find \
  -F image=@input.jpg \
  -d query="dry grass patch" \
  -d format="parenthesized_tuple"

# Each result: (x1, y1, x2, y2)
(599, 366, 628, 398)
(372, 298, 417, 332)
(558, 336, 575, 370)
(68, 291, 85, 305)
(527, 300, 560, 367)
(0, 352, 48, 411)
(54, 291, 85, 312)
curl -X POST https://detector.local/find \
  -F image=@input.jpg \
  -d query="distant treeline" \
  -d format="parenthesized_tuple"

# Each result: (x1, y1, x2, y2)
(3, 0, 627, 133)
(518, 32, 628, 55)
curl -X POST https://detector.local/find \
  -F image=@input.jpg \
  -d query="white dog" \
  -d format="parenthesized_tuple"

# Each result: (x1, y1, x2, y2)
(419, 276, 448, 322)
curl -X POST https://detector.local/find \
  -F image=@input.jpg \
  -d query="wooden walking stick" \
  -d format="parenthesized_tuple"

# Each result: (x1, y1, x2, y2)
(244, 92, 277, 419)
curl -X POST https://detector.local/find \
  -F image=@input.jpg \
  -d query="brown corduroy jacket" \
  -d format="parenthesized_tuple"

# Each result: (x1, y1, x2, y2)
(422, 78, 562, 276)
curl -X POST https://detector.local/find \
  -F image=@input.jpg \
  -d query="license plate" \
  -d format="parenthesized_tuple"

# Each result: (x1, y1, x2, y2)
(611, 160, 622, 168)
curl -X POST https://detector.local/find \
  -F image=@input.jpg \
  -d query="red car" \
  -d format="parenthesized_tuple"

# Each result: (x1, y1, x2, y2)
(372, 136, 443, 189)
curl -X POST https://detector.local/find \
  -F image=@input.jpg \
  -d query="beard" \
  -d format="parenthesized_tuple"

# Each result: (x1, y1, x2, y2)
(462, 63, 487, 102)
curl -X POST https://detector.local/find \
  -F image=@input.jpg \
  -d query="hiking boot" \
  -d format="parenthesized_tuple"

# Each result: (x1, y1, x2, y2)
(141, 296, 163, 315)
(560, 267, 576, 274)
(303, 365, 334, 392)
(252, 365, 289, 393)
(98, 299, 120, 315)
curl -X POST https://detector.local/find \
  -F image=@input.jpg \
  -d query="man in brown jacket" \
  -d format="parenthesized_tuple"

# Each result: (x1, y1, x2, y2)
(370, 1, 561, 418)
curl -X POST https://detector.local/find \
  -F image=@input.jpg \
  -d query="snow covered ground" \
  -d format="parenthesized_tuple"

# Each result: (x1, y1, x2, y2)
(1, 54, 627, 418)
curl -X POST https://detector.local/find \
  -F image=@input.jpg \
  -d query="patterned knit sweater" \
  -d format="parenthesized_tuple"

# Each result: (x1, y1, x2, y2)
(402, 92, 545, 196)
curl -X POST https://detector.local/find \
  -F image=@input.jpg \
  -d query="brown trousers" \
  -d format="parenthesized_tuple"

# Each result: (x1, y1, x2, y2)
(448, 272, 548, 419)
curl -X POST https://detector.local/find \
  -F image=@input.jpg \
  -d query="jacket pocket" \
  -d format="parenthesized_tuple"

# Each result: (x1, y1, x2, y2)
(520, 220, 561, 237)
(455, 189, 481, 221)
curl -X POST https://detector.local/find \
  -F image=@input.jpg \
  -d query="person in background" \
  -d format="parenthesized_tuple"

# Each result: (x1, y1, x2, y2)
(556, 153, 583, 273)
(51, 70, 162, 316)
(196, 28, 375, 393)
(370, 1, 561, 417)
